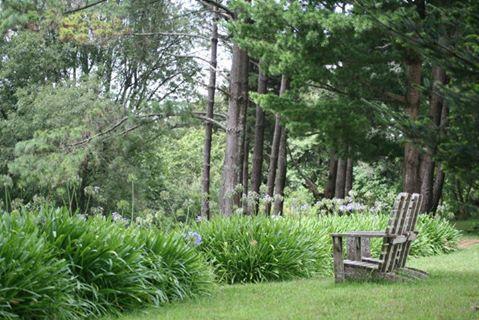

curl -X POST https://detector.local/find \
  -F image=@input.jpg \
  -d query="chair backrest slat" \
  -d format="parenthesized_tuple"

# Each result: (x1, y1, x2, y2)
(396, 194, 422, 268)
(379, 193, 409, 272)
(386, 194, 418, 272)
(378, 193, 423, 272)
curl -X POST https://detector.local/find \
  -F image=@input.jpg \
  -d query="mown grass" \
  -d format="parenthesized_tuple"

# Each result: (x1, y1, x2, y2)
(104, 244, 479, 320)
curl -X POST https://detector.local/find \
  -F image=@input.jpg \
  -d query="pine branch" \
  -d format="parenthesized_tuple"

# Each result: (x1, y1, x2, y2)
(64, 0, 107, 15)
(197, 0, 234, 19)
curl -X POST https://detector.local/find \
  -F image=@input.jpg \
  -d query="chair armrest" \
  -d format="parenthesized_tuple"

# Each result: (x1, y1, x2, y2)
(407, 231, 418, 241)
(331, 231, 388, 238)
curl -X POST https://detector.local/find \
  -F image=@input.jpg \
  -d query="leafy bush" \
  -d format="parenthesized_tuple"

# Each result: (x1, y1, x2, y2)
(0, 208, 214, 319)
(0, 206, 460, 319)
(412, 215, 461, 256)
(195, 215, 319, 283)
(0, 212, 80, 320)
(137, 228, 213, 303)
(39, 210, 155, 317)
(194, 213, 460, 281)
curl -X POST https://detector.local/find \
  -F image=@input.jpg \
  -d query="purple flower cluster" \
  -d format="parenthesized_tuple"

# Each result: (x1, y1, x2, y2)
(185, 231, 202, 246)
(339, 202, 365, 213)
(111, 212, 129, 224)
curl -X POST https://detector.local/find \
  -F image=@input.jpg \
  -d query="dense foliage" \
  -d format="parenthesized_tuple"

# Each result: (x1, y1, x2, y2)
(0, 208, 213, 319)
(0, 1, 475, 319)
(0, 0, 477, 222)
(196, 215, 320, 283)
(195, 213, 460, 283)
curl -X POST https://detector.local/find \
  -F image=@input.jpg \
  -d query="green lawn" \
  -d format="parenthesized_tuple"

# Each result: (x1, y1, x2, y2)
(105, 243, 479, 320)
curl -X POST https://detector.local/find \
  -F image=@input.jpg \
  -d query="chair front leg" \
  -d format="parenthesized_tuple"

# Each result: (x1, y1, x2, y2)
(332, 235, 345, 282)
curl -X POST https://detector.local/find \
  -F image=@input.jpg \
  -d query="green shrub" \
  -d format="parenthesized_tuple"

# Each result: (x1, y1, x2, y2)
(412, 215, 461, 256)
(137, 228, 214, 303)
(196, 215, 319, 283)
(0, 206, 460, 319)
(194, 213, 460, 281)
(0, 208, 214, 319)
(38, 209, 156, 317)
(0, 212, 80, 320)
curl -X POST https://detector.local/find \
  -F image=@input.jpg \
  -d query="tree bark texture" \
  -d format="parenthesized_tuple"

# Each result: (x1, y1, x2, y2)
(264, 75, 289, 215)
(273, 127, 287, 215)
(201, 13, 218, 219)
(241, 139, 250, 214)
(403, 57, 422, 193)
(345, 158, 353, 196)
(324, 151, 338, 199)
(335, 158, 347, 199)
(236, 57, 250, 208)
(219, 44, 248, 216)
(420, 66, 446, 212)
(431, 101, 449, 213)
(250, 68, 267, 214)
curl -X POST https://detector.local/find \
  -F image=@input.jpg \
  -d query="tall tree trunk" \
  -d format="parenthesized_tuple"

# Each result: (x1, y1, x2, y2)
(265, 115, 281, 215)
(324, 151, 338, 199)
(431, 100, 449, 213)
(335, 158, 347, 199)
(345, 158, 353, 196)
(264, 75, 289, 215)
(403, 56, 422, 193)
(420, 66, 446, 212)
(273, 128, 287, 215)
(237, 57, 250, 205)
(241, 139, 250, 214)
(219, 44, 248, 216)
(201, 13, 218, 219)
(250, 68, 267, 214)
(431, 164, 445, 214)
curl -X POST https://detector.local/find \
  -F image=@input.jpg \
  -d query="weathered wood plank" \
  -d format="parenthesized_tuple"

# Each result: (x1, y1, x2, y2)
(344, 260, 379, 269)
(391, 235, 408, 244)
(386, 194, 415, 272)
(361, 237, 371, 258)
(330, 193, 425, 282)
(397, 194, 422, 268)
(332, 236, 345, 283)
(380, 193, 409, 272)
(396, 194, 421, 268)
(347, 236, 362, 261)
(332, 231, 387, 237)
(362, 257, 382, 264)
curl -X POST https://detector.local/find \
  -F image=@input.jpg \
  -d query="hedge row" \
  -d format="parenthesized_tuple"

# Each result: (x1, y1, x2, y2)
(0, 209, 460, 318)
(195, 214, 460, 283)
(0, 209, 213, 319)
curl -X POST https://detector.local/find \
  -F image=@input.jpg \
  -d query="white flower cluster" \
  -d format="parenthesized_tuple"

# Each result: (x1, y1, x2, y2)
(314, 191, 386, 215)
(111, 212, 129, 224)
(338, 202, 365, 213)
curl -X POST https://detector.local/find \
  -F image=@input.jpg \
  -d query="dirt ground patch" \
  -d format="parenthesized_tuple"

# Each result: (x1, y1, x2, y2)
(458, 239, 479, 249)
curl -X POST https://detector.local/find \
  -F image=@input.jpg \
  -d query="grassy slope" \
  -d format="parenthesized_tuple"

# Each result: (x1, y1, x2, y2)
(106, 244, 479, 320)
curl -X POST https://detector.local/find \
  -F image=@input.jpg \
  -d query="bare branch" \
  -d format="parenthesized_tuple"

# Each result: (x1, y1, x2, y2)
(198, 0, 234, 19)
(192, 111, 227, 119)
(384, 91, 406, 104)
(193, 114, 226, 130)
(128, 32, 209, 40)
(64, 0, 107, 15)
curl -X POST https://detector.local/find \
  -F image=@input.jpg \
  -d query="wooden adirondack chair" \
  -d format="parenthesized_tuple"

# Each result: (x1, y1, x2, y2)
(331, 193, 428, 282)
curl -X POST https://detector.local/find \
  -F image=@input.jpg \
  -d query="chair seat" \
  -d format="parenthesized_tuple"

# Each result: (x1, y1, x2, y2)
(362, 257, 383, 264)
(344, 259, 379, 270)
